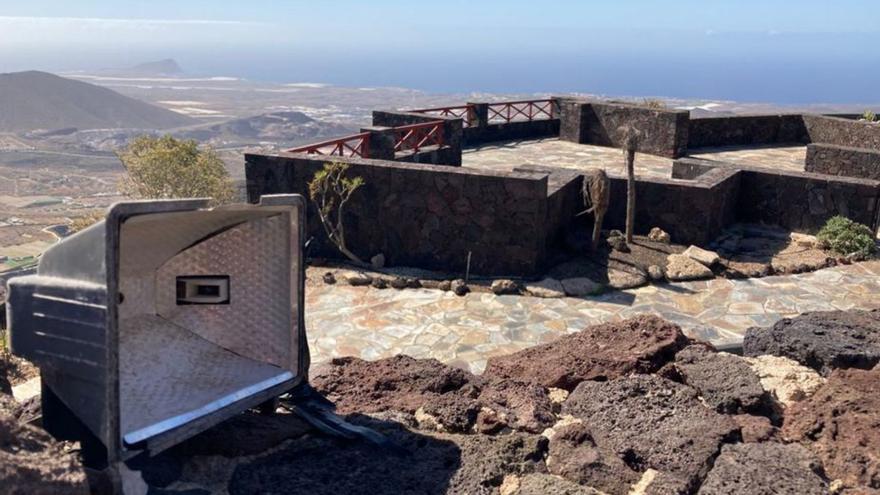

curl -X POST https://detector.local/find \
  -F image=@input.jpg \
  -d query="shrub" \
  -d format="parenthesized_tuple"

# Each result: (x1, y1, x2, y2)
(308, 162, 366, 265)
(817, 216, 876, 257)
(862, 110, 877, 122)
(117, 135, 235, 204)
(642, 98, 667, 109)
(69, 210, 104, 234)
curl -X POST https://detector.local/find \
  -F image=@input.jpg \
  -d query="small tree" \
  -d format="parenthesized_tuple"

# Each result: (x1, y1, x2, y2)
(620, 126, 641, 243)
(117, 135, 235, 204)
(308, 162, 366, 265)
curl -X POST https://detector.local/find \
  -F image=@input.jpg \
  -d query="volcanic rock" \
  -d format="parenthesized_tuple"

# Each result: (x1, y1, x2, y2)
(475, 380, 555, 434)
(321, 272, 336, 284)
(648, 227, 671, 244)
(720, 257, 771, 279)
(783, 366, 880, 491)
(483, 315, 689, 391)
(697, 443, 827, 494)
(562, 375, 740, 493)
(665, 254, 714, 281)
(491, 279, 520, 295)
(312, 356, 554, 434)
(682, 245, 720, 267)
(370, 277, 388, 289)
(607, 235, 629, 252)
(647, 264, 664, 281)
(346, 273, 372, 286)
(606, 269, 647, 290)
(390, 276, 410, 289)
(312, 356, 478, 428)
(230, 420, 548, 495)
(451, 279, 469, 296)
(668, 345, 768, 414)
(508, 473, 603, 495)
(770, 249, 831, 274)
(743, 310, 880, 376)
(730, 414, 778, 443)
(546, 422, 639, 494)
(525, 278, 566, 298)
(743, 354, 826, 408)
(560, 277, 603, 297)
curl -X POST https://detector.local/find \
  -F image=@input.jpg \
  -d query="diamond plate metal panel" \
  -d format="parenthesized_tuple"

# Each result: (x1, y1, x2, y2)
(153, 214, 292, 368)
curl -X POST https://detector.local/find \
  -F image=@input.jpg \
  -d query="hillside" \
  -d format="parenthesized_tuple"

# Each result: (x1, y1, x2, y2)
(126, 59, 184, 76)
(0, 71, 196, 132)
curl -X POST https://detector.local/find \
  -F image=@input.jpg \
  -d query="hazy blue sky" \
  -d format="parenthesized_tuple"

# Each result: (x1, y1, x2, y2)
(1, 1, 879, 103)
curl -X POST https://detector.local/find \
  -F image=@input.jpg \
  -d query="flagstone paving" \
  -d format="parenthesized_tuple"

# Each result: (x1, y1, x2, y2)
(462, 139, 808, 180)
(305, 261, 880, 374)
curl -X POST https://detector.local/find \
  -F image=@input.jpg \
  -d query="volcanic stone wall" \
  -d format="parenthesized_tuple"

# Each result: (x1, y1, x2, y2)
(803, 115, 880, 151)
(603, 168, 741, 245)
(688, 114, 809, 148)
(246, 152, 551, 275)
(676, 158, 880, 233)
(370, 111, 464, 166)
(559, 99, 690, 158)
(805, 144, 880, 181)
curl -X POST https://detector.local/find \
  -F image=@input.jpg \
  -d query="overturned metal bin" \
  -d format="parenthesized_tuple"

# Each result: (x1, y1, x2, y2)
(6, 194, 309, 465)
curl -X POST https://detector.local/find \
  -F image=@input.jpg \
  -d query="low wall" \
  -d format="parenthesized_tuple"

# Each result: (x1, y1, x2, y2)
(805, 143, 880, 181)
(803, 115, 880, 151)
(246, 152, 550, 276)
(559, 99, 689, 158)
(603, 168, 741, 245)
(688, 114, 808, 148)
(463, 119, 560, 146)
(676, 158, 880, 233)
(372, 111, 464, 166)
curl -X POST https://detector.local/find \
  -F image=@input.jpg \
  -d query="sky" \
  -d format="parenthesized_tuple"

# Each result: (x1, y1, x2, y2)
(1, 1, 879, 103)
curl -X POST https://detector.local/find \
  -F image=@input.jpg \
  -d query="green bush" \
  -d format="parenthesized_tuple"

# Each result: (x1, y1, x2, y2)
(863, 110, 877, 122)
(817, 216, 876, 257)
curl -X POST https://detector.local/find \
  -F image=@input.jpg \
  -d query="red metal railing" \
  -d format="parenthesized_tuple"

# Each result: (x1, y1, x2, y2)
(410, 105, 475, 127)
(287, 132, 371, 158)
(393, 121, 445, 153)
(487, 99, 555, 124)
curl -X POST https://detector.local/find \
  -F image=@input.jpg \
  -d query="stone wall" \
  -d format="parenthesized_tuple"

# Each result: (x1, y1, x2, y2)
(688, 115, 809, 148)
(603, 168, 741, 245)
(371, 111, 464, 166)
(246, 152, 551, 275)
(676, 158, 880, 233)
(559, 99, 689, 158)
(803, 115, 880, 151)
(463, 119, 560, 146)
(805, 144, 880, 181)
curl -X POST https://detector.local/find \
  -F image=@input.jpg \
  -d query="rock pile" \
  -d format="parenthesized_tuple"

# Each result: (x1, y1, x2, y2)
(6, 310, 880, 494)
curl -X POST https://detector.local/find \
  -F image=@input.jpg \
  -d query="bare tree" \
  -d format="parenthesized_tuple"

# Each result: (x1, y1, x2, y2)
(308, 162, 366, 265)
(620, 126, 641, 243)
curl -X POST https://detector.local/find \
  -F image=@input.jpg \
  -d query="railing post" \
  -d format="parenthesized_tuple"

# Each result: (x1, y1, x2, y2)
(466, 103, 490, 128)
(360, 126, 396, 160)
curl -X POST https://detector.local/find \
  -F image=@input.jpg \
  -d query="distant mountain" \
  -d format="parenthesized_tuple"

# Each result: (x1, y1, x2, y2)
(0, 71, 196, 132)
(176, 111, 356, 144)
(127, 59, 184, 76)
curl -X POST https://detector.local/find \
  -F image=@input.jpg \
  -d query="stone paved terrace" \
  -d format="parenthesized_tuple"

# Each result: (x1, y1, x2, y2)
(462, 138, 808, 178)
(689, 144, 807, 172)
(305, 260, 880, 374)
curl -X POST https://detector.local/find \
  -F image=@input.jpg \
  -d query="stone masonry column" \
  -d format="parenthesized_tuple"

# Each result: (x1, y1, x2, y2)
(360, 126, 396, 160)
(466, 103, 490, 129)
